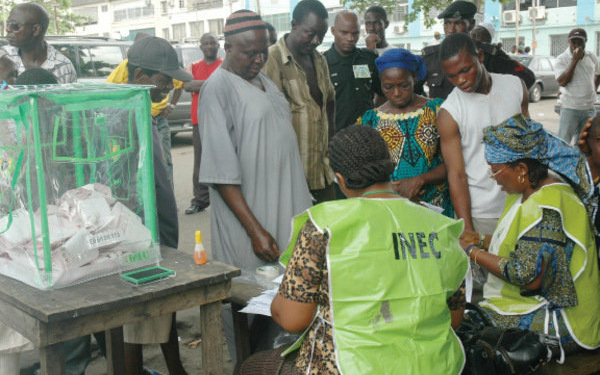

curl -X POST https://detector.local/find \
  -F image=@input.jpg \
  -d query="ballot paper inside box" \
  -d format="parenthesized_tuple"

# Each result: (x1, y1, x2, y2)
(0, 84, 160, 289)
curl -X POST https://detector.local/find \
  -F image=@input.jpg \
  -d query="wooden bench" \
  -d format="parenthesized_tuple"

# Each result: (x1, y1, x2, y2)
(537, 349, 600, 374)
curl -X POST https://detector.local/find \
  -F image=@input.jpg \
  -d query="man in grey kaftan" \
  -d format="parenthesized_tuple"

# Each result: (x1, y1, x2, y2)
(199, 67, 312, 270)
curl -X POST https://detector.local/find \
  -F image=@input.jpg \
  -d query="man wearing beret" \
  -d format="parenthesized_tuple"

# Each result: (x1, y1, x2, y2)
(555, 28, 600, 144)
(422, 0, 534, 99)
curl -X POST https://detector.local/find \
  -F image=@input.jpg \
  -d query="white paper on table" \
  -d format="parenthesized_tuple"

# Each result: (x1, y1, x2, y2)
(239, 287, 278, 316)
(272, 274, 284, 284)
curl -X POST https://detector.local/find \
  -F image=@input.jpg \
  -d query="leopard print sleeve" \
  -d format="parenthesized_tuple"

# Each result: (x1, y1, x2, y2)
(279, 219, 328, 305)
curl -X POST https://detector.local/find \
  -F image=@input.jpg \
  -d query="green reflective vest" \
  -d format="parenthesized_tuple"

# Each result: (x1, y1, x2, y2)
(281, 198, 468, 374)
(481, 183, 600, 349)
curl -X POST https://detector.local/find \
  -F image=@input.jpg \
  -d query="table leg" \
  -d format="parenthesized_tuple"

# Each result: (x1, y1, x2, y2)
(105, 327, 125, 375)
(201, 301, 223, 375)
(40, 342, 65, 375)
(231, 302, 251, 367)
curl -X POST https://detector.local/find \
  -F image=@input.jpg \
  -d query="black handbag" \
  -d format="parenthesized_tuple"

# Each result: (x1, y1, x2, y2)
(456, 303, 560, 375)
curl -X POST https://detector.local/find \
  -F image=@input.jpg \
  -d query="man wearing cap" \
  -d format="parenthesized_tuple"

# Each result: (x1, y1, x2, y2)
(324, 11, 382, 133)
(471, 23, 494, 44)
(555, 28, 600, 144)
(3, 3, 76, 83)
(263, 0, 337, 203)
(422, 0, 534, 99)
(106, 32, 183, 186)
(199, 9, 312, 362)
(124, 36, 191, 375)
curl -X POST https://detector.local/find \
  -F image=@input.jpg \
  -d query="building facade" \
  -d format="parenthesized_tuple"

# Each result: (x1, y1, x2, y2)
(71, 0, 599, 58)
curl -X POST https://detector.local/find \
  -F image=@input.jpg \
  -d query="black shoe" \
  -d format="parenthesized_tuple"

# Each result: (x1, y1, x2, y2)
(185, 204, 206, 214)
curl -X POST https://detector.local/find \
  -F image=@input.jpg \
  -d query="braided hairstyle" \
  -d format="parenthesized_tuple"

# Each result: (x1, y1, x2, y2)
(329, 125, 395, 190)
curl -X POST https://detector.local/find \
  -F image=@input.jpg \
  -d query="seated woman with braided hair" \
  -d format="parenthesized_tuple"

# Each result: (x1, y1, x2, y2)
(461, 114, 600, 360)
(237, 125, 469, 375)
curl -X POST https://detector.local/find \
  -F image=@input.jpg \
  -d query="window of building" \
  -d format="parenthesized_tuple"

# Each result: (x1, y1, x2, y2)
(114, 5, 154, 22)
(190, 21, 204, 37)
(190, 0, 223, 10)
(173, 23, 186, 40)
(501, 37, 524, 52)
(208, 18, 224, 35)
(262, 13, 290, 34)
(163, 28, 170, 39)
(391, 1, 409, 22)
(504, 0, 576, 10)
(550, 34, 568, 56)
(597, 32, 600, 57)
(179, 0, 185, 7)
(161, 1, 168, 14)
(73, 6, 99, 25)
(101, 5, 108, 12)
(142, 6, 154, 16)
(114, 9, 126, 22)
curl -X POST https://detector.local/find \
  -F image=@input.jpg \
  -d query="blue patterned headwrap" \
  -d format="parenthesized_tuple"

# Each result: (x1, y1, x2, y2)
(483, 113, 592, 199)
(375, 48, 427, 82)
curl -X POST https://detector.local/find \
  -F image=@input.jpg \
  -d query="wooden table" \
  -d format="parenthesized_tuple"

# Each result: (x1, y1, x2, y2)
(0, 248, 240, 375)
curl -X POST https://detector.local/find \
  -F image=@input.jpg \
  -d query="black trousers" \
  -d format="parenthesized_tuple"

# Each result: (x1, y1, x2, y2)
(191, 124, 210, 208)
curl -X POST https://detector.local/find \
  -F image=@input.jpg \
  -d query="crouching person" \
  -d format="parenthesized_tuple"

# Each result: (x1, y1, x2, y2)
(238, 125, 469, 374)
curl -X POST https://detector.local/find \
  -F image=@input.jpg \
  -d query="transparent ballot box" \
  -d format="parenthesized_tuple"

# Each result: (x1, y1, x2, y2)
(0, 84, 159, 289)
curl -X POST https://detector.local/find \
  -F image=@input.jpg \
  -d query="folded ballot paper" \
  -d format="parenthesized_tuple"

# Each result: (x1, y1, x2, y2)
(239, 273, 284, 316)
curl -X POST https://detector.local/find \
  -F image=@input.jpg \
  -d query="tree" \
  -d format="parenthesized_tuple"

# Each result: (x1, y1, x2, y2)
(0, 0, 89, 35)
(340, 0, 503, 29)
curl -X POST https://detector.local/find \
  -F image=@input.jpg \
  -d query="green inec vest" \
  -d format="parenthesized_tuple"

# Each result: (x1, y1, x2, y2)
(281, 198, 468, 374)
(480, 183, 600, 349)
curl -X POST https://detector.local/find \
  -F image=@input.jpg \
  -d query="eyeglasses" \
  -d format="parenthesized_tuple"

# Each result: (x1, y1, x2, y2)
(6, 21, 33, 32)
(487, 165, 509, 178)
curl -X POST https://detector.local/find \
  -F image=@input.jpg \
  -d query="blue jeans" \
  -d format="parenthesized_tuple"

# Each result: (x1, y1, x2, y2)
(558, 108, 596, 145)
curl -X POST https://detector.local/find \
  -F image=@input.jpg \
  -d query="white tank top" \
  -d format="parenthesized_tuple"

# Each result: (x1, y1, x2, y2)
(441, 73, 524, 218)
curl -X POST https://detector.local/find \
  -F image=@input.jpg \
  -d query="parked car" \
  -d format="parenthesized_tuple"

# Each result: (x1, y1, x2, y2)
(168, 42, 225, 137)
(510, 54, 560, 103)
(0, 36, 219, 137)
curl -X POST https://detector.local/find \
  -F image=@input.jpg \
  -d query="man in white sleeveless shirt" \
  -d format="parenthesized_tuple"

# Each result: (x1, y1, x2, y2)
(437, 33, 529, 236)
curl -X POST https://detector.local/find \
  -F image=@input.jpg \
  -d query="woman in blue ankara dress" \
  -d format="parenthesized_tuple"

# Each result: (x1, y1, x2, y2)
(358, 48, 453, 217)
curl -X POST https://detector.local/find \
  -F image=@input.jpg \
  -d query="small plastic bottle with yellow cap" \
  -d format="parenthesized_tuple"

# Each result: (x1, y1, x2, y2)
(193, 230, 207, 265)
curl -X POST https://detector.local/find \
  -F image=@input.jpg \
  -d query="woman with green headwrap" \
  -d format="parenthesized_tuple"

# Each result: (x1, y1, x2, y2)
(461, 113, 600, 359)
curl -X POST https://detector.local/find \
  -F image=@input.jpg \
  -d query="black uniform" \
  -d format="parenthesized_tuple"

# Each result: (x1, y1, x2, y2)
(324, 46, 382, 132)
(422, 41, 535, 100)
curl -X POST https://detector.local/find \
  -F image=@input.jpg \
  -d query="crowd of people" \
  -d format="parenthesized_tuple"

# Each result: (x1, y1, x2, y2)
(0, 0, 600, 374)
